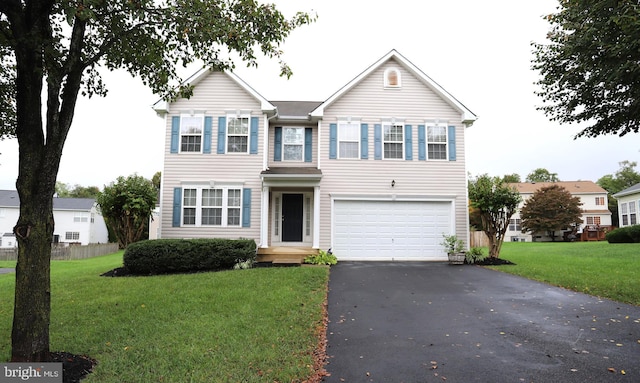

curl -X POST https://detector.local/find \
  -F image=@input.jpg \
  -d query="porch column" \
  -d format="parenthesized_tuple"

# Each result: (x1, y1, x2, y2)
(313, 185, 320, 249)
(260, 185, 269, 248)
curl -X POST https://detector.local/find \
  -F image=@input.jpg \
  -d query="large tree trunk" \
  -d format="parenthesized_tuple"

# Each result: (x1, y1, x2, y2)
(8, 1, 84, 361)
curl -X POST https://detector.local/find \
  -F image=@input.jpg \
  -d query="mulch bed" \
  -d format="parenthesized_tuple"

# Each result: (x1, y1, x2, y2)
(50, 352, 97, 383)
(474, 257, 516, 265)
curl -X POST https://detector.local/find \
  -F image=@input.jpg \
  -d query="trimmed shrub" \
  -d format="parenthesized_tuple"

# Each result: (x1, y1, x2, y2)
(605, 225, 640, 243)
(123, 238, 257, 275)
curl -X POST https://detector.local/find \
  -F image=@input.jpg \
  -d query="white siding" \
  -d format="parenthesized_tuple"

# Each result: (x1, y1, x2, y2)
(318, 59, 469, 250)
(160, 71, 263, 241)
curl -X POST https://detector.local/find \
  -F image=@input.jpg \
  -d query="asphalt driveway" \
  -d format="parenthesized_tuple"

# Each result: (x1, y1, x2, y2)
(323, 262, 640, 382)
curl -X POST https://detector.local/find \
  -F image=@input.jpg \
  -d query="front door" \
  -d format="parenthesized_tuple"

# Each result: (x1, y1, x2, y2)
(282, 193, 303, 242)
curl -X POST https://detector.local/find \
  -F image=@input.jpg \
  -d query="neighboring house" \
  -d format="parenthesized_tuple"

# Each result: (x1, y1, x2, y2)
(506, 181, 612, 242)
(153, 50, 477, 261)
(612, 182, 640, 227)
(0, 190, 109, 247)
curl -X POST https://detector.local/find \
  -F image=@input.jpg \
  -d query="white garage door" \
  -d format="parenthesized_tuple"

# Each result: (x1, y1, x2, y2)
(333, 200, 452, 261)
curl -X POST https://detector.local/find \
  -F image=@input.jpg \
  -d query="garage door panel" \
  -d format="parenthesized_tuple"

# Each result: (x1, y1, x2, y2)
(333, 200, 452, 261)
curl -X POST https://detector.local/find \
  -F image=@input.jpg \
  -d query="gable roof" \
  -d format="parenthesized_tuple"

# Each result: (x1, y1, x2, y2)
(270, 101, 323, 120)
(509, 181, 607, 195)
(0, 190, 96, 211)
(152, 69, 276, 115)
(309, 49, 477, 126)
(613, 182, 640, 198)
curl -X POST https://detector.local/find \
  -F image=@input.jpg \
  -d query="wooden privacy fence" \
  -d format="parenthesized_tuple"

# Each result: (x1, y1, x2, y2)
(469, 231, 490, 248)
(0, 243, 118, 261)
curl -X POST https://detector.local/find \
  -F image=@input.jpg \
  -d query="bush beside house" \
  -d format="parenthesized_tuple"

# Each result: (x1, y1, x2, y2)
(606, 225, 640, 243)
(123, 238, 256, 275)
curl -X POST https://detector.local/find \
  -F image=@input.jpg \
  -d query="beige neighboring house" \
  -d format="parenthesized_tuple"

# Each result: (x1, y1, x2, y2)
(612, 182, 640, 227)
(506, 181, 612, 242)
(152, 49, 477, 262)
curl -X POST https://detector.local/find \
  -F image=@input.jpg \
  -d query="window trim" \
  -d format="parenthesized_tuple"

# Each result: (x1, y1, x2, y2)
(282, 127, 305, 162)
(384, 67, 401, 88)
(179, 114, 204, 153)
(181, 186, 243, 227)
(226, 113, 250, 154)
(426, 124, 448, 161)
(382, 122, 404, 160)
(337, 120, 361, 159)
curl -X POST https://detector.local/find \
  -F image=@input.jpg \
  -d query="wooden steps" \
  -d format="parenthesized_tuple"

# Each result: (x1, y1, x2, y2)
(256, 246, 318, 265)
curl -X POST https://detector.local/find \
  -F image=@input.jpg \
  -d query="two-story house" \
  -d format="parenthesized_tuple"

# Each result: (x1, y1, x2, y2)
(506, 181, 612, 242)
(0, 190, 109, 247)
(153, 50, 477, 262)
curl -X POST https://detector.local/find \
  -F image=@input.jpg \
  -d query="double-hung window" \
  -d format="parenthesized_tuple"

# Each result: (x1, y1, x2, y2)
(227, 115, 249, 153)
(180, 114, 204, 152)
(427, 125, 447, 160)
(283, 127, 304, 161)
(338, 121, 360, 159)
(621, 202, 629, 226)
(595, 196, 605, 206)
(630, 202, 637, 225)
(182, 187, 242, 227)
(383, 123, 403, 159)
(509, 218, 521, 231)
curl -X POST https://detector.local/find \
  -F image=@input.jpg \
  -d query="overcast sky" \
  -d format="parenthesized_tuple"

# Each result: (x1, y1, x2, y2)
(0, 0, 638, 190)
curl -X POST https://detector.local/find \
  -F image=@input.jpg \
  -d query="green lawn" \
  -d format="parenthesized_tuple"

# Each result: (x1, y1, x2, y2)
(0, 252, 329, 382)
(489, 241, 640, 305)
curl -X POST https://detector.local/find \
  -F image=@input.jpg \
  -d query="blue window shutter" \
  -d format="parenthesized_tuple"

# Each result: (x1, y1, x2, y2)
(250, 117, 259, 154)
(448, 126, 457, 161)
(374, 124, 382, 160)
(274, 127, 282, 161)
(242, 188, 251, 228)
(172, 188, 182, 227)
(304, 128, 313, 162)
(329, 123, 337, 159)
(203, 117, 212, 154)
(170, 116, 180, 153)
(405, 125, 413, 160)
(217, 117, 226, 154)
(361, 123, 368, 159)
(418, 125, 426, 161)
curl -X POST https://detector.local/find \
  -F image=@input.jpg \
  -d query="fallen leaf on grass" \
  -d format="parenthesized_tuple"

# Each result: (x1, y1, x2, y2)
(608, 368, 616, 373)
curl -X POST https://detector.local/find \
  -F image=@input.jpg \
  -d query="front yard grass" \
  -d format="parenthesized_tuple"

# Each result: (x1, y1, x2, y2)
(0, 252, 329, 382)
(488, 241, 640, 305)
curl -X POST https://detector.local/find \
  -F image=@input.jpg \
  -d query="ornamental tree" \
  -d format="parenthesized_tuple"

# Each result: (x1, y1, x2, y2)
(520, 184, 583, 241)
(0, 0, 314, 362)
(532, 0, 640, 138)
(468, 174, 522, 258)
(96, 175, 157, 249)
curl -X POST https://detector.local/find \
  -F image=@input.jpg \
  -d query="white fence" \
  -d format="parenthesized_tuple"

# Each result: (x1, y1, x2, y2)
(0, 243, 119, 261)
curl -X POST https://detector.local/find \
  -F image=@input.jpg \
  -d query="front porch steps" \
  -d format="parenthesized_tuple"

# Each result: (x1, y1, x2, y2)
(256, 246, 318, 266)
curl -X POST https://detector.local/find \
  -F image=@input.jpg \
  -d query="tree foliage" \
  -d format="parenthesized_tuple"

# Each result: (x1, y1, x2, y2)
(97, 175, 157, 249)
(55, 182, 100, 198)
(520, 184, 583, 241)
(0, 0, 314, 362)
(502, 173, 521, 183)
(532, 0, 640, 138)
(468, 174, 522, 258)
(526, 168, 559, 183)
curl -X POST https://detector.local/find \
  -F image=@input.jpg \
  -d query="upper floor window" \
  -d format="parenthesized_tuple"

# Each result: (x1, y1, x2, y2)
(384, 68, 401, 88)
(383, 123, 404, 159)
(283, 127, 304, 161)
(509, 218, 521, 231)
(73, 212, 89, 223)
(595, 196, 605, 205)
(338, 121, 360, 159)
(427, 125, 447, 160)
(180, 114, 204, 152)
(227, 114, 250, 153)
(183, 186, 242, 227)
